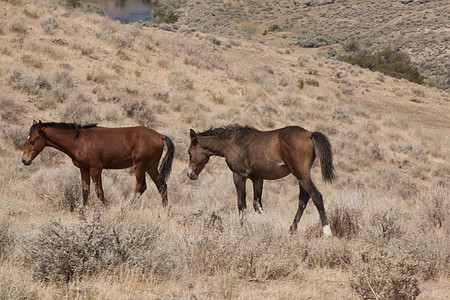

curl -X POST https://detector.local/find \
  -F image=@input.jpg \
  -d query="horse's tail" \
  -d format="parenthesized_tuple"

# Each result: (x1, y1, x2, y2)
(158, 136, 175, 187)
(311, 131, 335, 183)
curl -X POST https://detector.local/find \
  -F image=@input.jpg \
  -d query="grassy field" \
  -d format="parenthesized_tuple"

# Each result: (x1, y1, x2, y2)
(0, 0, 449, 299)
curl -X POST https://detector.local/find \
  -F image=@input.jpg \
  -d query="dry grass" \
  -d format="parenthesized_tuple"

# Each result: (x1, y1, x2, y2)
(0, 0, 448, 299)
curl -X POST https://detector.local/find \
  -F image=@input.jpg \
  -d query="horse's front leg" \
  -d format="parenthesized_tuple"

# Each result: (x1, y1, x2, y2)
(251, 177, 264, 214)
(80, 168, 90, 210)
(233, 172, 247, 225)
(91, 168, 107, 206)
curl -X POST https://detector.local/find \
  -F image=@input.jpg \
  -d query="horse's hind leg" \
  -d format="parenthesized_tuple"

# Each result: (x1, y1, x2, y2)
(301, 178, 332, 237)
(133, 164, 147, 198)
(289, 185, 310, 233)
(147, 163, 168, 207)
(251, 177, 264, 213)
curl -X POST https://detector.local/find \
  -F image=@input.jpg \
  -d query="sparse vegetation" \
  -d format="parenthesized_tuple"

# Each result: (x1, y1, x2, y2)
(59, 92, 99, 124)
(21, 213, 160, 283)
(39, 15, 57, 34)
(350, 248, 421, 300)
(121, 99, 157, 127)
(9, 17, 28, 34)
(169, 71, 194, 90)
(209, 91, 225, 104)
(0, 0, 448, 299)
(0, 97, 25, 123)
(21, 53, 43, 69)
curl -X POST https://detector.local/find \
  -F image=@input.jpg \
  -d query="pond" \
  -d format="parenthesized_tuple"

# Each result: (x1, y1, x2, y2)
(82, 0, 154, 24)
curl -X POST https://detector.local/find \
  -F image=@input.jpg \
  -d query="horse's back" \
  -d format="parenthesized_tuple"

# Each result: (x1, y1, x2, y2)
(91, 126, 163, 143)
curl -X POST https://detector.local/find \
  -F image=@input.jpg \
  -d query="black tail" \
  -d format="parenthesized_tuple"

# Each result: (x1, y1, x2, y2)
(157, 136, 175, 187)
(311, 131, 335, 183)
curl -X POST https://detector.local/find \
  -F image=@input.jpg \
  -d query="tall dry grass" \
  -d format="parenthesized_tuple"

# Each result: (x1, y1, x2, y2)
(0, 0, 448, 298)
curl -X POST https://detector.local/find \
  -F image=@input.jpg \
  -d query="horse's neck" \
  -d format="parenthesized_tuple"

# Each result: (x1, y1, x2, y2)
(45, 128, 78, 158)
(199, 136, 230, 157)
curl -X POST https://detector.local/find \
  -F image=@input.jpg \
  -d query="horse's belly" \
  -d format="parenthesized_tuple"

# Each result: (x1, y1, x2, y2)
(102, 157, 134, 169)
(253, 163, 291, 180)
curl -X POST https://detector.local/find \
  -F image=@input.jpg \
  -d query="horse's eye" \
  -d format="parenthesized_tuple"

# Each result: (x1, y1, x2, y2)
(30, 140, 35, 146)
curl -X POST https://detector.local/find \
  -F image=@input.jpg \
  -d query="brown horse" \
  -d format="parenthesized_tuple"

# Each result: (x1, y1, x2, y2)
(187, 124, 335, 236)
(22, 120, 174, 211)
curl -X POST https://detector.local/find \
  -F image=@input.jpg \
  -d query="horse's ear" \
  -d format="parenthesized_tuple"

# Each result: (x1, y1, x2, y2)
(37, 120, 43, 132)
(32, 120, 37, 125)
(190, 129, 198, 145)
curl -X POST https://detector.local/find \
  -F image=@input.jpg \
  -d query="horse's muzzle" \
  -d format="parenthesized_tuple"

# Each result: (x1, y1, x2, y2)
(22, 159, 32, 166)
(187, 169, 198, 180)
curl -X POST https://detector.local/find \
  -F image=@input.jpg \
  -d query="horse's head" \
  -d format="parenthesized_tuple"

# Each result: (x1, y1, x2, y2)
(21, 120, 46, 166)
(187, 129, 211, 180)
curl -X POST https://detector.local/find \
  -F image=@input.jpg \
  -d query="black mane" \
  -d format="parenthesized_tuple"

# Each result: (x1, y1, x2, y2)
(31, 122, 97, 137)
(198, 124, 255, 146)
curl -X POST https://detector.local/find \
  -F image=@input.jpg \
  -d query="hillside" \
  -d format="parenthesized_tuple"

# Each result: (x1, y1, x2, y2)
(179, 0, 450, 90)
(0, 0, 449, 299)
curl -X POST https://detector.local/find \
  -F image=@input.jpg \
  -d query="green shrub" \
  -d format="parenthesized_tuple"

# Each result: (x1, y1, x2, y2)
(340, 48, 424, 84)
(297, 78, 304, 89)
(343, 38, 360, 52)
(152, 3, 179, 24)
(61, 0, 81, 8)
(263, 24, 281, 35)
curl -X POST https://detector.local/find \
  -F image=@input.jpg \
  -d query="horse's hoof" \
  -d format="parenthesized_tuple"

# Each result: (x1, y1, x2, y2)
(322, 224, 332, 237)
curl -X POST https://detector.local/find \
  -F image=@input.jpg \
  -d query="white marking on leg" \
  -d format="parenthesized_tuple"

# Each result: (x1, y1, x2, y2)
(323, 224, 332, 237)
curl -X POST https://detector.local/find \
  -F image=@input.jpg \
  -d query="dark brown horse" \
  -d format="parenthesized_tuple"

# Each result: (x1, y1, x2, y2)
(187, 125, 335, 236)
(22, 120, 174, 211)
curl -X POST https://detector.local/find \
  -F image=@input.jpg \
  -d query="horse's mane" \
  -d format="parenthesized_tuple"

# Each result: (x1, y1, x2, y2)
(31, 122, 98, 138)
(197, 124, 256, 146)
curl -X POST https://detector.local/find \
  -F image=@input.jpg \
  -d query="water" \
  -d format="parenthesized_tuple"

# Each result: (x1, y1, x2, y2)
(82, 0, 153, 24)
